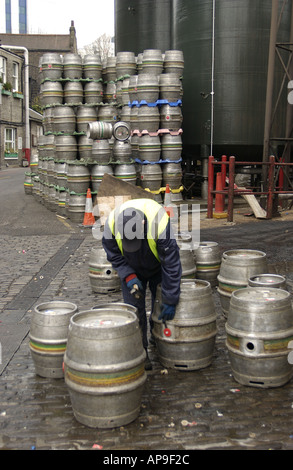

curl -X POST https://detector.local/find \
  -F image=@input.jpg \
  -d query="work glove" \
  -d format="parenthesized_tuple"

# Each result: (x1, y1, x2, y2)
(159, 303, 176, 322)
(125, 274, 143, 298)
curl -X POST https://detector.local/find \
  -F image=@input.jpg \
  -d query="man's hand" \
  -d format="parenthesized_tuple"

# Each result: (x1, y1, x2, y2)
(159, 303, 176, 322)
(125, 274, 143, 298)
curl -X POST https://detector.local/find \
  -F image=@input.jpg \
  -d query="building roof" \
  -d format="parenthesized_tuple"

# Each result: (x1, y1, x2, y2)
(29, 108, 43, 123)
(0, 33, 73, 52)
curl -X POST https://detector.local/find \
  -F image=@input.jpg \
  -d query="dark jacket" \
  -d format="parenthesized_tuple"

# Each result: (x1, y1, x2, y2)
(102, 217, 182, 305)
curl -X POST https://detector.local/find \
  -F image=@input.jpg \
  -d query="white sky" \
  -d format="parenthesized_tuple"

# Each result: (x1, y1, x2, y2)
(27, 0, 115, 49)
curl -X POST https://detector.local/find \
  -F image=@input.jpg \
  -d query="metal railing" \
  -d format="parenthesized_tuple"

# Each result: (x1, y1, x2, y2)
(207, 155, 293, 221)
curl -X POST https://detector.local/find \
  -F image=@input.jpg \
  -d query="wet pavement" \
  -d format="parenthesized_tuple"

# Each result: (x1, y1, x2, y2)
(1, 168, 293, 454)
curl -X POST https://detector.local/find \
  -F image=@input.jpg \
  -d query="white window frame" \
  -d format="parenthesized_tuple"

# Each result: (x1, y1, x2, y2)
(12, 62, 19, 92)
(0, 57, 7, 83)
(5, 128, 17, 155)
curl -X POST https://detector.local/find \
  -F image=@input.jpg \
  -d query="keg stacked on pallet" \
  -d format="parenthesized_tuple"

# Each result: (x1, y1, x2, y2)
(26, 49, 184, 221)
(106, 52, 137, 185)
(131, 49, 184, 202)
(28, 52, 116, 223)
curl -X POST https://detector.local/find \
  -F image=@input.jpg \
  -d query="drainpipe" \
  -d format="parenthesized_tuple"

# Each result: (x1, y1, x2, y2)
(262, 0, 279, 184)
(1, 45, 30, 163)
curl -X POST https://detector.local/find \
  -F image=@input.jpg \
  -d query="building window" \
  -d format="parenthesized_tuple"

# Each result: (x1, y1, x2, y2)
(12, 62, 19, 91)
(5, 128, 17, 156)
(0, 57, 7, 83)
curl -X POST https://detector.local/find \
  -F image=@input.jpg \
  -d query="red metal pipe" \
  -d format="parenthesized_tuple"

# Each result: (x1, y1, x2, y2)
(214, 172, 225, 214)
(227, 156, 235, 222)
(221, 155, 227, 188)
(207, 156, 215, 218)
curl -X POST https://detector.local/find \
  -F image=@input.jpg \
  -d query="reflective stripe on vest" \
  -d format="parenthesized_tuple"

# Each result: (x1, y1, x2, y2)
(108, 199, 169, 262)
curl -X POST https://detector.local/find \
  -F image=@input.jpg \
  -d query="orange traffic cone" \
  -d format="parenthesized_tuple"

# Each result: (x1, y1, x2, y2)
(164, 184, 174, 217)
(213, 172, 227, 218)
(83, 188, 96, 227)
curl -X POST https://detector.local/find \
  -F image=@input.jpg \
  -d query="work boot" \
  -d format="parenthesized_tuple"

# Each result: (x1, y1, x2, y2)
(144, 349, 152, 370)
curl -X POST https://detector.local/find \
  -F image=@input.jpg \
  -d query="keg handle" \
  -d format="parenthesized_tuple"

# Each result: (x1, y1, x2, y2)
(163, 320, 172, 337)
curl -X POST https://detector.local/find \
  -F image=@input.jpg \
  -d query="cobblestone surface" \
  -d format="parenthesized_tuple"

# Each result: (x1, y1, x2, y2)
(1, 214, 293, 451)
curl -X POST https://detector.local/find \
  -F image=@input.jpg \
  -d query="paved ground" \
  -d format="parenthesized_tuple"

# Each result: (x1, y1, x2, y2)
(1, 167, 293, 454)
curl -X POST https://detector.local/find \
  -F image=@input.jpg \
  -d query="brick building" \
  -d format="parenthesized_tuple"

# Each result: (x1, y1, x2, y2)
(0, 21, 77, 167)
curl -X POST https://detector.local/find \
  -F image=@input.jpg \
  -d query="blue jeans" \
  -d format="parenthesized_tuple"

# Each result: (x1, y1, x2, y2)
(121, 271, 161, 349)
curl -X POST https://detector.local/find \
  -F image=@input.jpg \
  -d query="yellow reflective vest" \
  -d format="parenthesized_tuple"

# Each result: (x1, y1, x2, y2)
(107, 199, 169, 262)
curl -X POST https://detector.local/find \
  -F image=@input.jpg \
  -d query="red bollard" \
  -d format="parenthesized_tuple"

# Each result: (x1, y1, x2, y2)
(213, 171, 227, 218)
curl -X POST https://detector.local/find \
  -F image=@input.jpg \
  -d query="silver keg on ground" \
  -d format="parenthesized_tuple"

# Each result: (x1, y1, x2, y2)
(248, 273, 287, 289)
(29, 301, 78, 378)
(88, 244, 120, 294)
(177, 234, 197, 279)
(217, 249, 268, 316)
(64, 306, 147, 428)
(194, 241, 221, 287)
(226, 287, 293, 388)
(152, 280, 217, 370)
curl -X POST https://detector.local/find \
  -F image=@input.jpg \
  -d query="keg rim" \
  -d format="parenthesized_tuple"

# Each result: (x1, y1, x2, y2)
(223, 249, 267, 259)
(231, 286, 290, 302)
(249, 273, 286, 284)
(34, 301, 78, 315)
(70, 307, 138, 332)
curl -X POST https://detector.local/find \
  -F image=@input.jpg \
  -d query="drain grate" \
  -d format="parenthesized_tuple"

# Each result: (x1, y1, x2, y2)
(4, 235, 84, 313)
(0, 235, 85, 375)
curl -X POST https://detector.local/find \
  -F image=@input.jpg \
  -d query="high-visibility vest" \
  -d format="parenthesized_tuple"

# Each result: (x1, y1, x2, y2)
(107, 199, 169, 262)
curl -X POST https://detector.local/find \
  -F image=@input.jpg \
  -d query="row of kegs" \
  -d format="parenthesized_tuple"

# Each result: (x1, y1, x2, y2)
(41, 104, 182, 137)
(28, 238, 220, 429)
(216, 248, 293, 389)
(39, 49, 183, 108)
(28, 244, 293, 429)
(40, 71, 183, 108)
(37, 49, 184, 203)
(90, 242, 293, 390)
(39, 49, 184, 84)
(24, 154, 183, 221)
(89, 241, 293, 390)
(37, 124, 183, 166)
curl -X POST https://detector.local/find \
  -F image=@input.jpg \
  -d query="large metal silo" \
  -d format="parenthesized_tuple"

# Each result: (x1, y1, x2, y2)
(173, 0, 291, 160)
(115, 0, 172, 54)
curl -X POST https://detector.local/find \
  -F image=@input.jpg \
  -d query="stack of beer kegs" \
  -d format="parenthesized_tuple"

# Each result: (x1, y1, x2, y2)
(130, 49, 184, 202)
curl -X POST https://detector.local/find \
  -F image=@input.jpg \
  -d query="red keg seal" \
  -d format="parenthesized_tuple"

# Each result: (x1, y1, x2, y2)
(164, 328, 172, 337)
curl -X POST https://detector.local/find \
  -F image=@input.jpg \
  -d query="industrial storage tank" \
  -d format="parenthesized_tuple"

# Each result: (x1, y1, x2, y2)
(115, 0, 172, 54)
(115, 0, 291, 162)
(173, 0, 291, 161)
